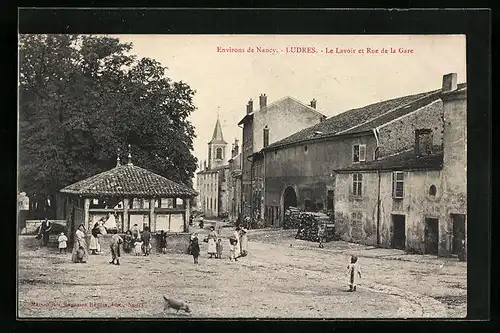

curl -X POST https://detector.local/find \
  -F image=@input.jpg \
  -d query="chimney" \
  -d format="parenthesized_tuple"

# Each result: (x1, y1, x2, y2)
(415, 129, 433, 157)
(259, 93, 267, 109)
(310, 98, 317, 109)
(203, 160, 207, 170)
(235, 139, 239, 151)
(442, 73, 458, 93)
(246, 99, 253, 114)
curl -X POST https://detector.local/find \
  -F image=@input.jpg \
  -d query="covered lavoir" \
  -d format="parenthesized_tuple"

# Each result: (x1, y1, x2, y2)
(59, 147, 197, 248)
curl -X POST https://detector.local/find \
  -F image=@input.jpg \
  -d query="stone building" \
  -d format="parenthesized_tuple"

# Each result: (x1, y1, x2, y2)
(196, 117, 230, 218)
(333, 73, 466, 258)
(261, 74, 466, 230)
(238, 94, 327, 221)
(227, 139, 243, 222)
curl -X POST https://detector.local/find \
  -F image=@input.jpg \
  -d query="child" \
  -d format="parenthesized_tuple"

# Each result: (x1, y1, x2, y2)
(159, 230, 167, 254)
(347, 255, 362, 292)
(76, 246, 86, 263)
(58, 232, 68, 254)
(216, 238, 223, 259)
(229, 236, 238, 261)
(318, 224, 325, 249)
(109, 233, 123, 265)
(141, 226, 152, 256)
(188, 233, 200, 264)
(134, 240, 143, 256)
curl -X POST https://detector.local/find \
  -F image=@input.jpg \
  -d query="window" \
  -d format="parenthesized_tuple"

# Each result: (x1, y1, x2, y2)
(353, 144, 366, 162)
(392, 171, 405, 199)
(263, 126, 269, 147)
(216, 148, 223, 160)
(352, 173, 363, 196)
(415, 129, 433, 156)
(429, 185, 437, 196)
(352, 211, 363, 222)
(210, 198, 213, 210)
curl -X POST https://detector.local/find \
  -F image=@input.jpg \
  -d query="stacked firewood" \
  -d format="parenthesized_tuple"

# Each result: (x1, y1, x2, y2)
(283, 207, 301, 229)
(295, 212, 330, 242)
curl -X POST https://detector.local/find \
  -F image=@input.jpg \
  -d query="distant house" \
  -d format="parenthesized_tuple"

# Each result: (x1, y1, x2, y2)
(196, 117, 230, 218)
(227, 139, 243, 222)
(333, 73, 467, 258)
(238, 94, 327, 222)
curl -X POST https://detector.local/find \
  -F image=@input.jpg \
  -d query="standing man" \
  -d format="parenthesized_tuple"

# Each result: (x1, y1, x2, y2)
(40, 218, 52, 246)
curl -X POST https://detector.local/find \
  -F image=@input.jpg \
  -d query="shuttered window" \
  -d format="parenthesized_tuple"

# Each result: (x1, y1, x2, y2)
(353, 144, 366, 162)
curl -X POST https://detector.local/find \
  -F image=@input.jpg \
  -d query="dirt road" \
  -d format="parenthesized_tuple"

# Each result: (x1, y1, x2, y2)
(17, 227, 466, 318)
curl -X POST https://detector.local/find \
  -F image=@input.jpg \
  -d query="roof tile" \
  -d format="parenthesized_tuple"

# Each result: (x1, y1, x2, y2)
(60, 165, 197, 197)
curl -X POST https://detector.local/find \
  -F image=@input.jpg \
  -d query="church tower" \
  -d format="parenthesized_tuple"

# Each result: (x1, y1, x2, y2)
(208, 115, 227, 169)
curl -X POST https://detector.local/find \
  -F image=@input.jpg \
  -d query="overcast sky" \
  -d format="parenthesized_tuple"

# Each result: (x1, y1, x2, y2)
(113, 34, 466, 177)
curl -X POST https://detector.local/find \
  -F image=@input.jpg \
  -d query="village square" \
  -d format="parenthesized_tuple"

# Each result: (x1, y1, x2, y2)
(18, 34, 467, 319)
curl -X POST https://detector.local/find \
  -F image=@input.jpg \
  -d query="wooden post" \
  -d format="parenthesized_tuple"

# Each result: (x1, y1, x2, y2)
(83, 198, 90, 231)
(123, 198, 129, 231)
(149, 198, 155, 232)
(184, 198, 191, 233)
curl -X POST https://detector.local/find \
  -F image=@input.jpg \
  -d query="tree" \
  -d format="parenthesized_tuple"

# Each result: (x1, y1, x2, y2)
(19, 34, 198, 212)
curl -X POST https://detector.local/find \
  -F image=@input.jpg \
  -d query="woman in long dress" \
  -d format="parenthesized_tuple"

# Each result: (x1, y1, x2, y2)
(123, 230, 134, 253)
(72, 224, 88, 263)
(89, 220, 102, 255)
(207, 226, 217, 258)
(233, 227, 241, 258)
(239, 228, 248, 257)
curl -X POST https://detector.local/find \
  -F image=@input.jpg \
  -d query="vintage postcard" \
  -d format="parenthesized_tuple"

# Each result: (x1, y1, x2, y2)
(17, 34, 467, 319)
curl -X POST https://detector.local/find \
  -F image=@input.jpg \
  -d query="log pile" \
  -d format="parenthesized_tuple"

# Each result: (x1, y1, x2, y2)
(283, 207, 301, 229)
(295, 212, 331, 242)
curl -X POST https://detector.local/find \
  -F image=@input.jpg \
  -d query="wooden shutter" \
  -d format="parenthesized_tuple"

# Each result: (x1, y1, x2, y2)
(359, 145, 366, 162)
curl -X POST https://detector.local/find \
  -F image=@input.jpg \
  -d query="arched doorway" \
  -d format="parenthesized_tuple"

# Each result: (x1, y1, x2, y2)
(283, 186, 298, 211)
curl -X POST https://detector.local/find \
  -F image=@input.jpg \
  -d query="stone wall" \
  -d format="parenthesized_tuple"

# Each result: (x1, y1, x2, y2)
(377, 100, 444, 158)
(253, 97, 325, 153)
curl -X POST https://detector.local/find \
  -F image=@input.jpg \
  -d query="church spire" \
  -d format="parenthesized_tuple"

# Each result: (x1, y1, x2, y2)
(208, 113, 227, 145)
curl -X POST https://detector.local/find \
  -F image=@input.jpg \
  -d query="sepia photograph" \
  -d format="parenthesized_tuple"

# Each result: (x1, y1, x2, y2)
(17, 33, 467, 319)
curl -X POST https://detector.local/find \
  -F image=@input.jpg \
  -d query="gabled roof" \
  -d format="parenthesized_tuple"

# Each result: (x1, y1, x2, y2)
(209, 117, 227, 144)
(334, 149, 443, 173)
(60, 164, 197, 197)
(237, 96, 326, 126)
(263, 83, 466, 151)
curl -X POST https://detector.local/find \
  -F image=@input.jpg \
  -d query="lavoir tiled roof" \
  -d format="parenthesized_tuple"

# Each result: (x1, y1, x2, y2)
(334, 150, 444, 173)
(264, 83, 466, 151)
(60, 164, 197, 197)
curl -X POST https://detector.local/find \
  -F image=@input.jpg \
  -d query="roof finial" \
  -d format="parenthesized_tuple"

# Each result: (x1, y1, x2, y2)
(217, 106, 220, 119)
(116, 148, 121, 167)
(127, 144, 133, 166)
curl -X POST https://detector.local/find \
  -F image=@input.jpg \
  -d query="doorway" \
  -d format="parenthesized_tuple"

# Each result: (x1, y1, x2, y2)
(451, 214, 466, 255)
(283, 186, 298, 211)
(392, 214, 406, 249)
(424, 218, 439, 255)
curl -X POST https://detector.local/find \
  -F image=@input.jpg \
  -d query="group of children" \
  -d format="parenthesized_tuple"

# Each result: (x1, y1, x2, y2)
(188, 233, 225, 264)
(58, 225, 362, 292)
